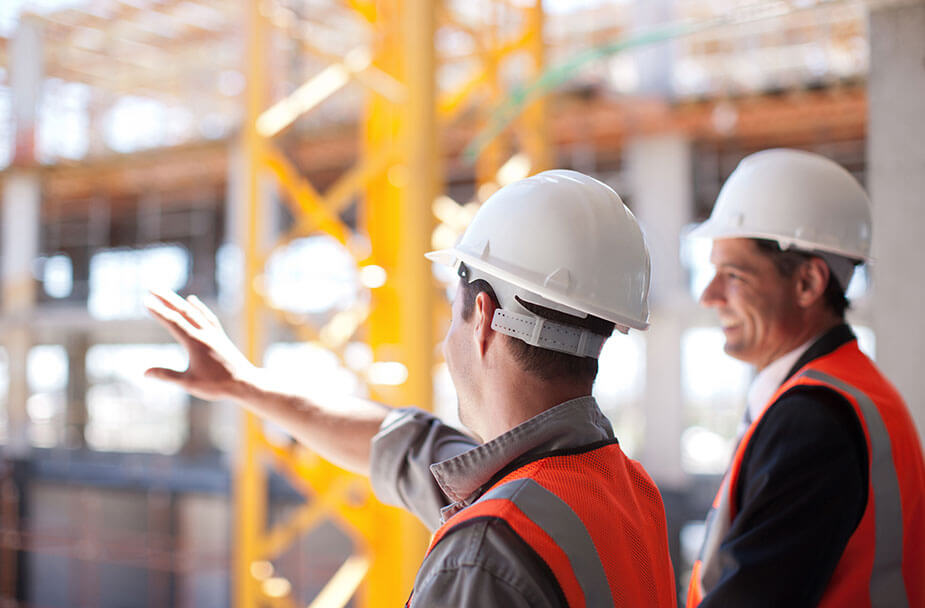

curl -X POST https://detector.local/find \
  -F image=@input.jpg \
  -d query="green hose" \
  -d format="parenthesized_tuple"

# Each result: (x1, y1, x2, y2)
(462, 0, 847, 163)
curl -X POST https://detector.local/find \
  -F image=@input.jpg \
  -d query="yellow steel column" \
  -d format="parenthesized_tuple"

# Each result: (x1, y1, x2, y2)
(476, 6, 504, 188)
(400, 0, 438, 417)
(364, 0, 403, 359)
(360, 0, 435, 603)
(397, 0, 438, 590)
(359, 3, 408, 602)
(522, 0, 552, 173)
(237, 1, 267, 606)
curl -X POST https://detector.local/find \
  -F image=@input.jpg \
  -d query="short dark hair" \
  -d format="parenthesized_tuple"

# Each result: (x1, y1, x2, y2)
(752, 239, 849, 317)
(459, 277, 607, 384)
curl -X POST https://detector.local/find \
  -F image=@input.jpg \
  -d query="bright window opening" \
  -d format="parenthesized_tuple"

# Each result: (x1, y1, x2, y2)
(259, 342, 363, 445)
(41, 253, 74, 299)
(86, 344, 189, 454)
(594, 332, 646, 458)
(265, 236, 359, 315)
(88, 245, 189, 319)
(27, 344, 68, 448)
(681, 327, 752, 474)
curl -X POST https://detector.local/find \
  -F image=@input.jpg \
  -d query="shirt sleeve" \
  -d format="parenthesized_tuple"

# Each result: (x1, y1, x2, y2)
(701, 386, 868, 608)
(409, 519, 565, 608)
(369, 407, 479, 531)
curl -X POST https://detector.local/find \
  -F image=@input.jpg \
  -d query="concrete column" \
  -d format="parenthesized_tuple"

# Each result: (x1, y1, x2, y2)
(221, 142, 246, 312)
(10, 17, 43, 166)
(86, 88, 112, 157)
(626, 134, 692, 488)
(632, 0, 676, 97)
(186, 208, 219, 297)
(867, 3, 925, 442)
(222, 142, 277, 312)
(62, 244, 90, 304)
(182, 396, 215, 457)
(63, 333, 88, 449)
(2, 174, 40, 455)
(2, 17, 44, 455)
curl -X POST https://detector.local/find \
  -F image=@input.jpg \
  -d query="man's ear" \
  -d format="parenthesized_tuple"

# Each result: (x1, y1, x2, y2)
(795, 257, 830, 309)
(473, 291, 498, 357)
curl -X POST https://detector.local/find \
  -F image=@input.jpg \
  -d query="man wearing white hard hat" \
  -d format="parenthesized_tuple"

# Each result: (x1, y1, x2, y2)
(146, 170, 677, 606)
(685, 149, 925, 607)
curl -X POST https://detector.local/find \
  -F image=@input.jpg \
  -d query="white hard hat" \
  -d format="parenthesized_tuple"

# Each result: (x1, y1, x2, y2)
(426, 170, 651, 358)
(689, 149, 872, 262)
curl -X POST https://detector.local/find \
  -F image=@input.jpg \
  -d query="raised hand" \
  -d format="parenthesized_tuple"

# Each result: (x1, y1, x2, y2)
(145, 288, 388, 475)
(144, 289, 256, 402)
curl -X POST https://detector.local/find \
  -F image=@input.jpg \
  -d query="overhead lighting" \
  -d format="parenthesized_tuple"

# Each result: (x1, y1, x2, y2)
(367, 361, 409, 386)
(496, 153, 531, 186)
(250, 561, 274, 581)
(262, 577, 292, 599)
(256, 48, 372, 137)
(359, 265, 387, 289)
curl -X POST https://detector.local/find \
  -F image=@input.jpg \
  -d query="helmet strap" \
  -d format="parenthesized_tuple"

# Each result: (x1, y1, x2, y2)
(458, 261, 612, 358)
(491, 308, 606, 359)
(814, 251, 859, 292)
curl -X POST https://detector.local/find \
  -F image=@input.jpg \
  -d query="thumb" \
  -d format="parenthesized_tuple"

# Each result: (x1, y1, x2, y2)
(145, 367, 187, 385)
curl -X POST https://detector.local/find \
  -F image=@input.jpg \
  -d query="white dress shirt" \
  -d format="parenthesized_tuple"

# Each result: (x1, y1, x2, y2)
(739, 336, 820, 437)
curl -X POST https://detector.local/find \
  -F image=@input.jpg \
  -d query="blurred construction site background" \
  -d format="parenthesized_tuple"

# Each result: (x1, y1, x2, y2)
(0, 0, 923, 606)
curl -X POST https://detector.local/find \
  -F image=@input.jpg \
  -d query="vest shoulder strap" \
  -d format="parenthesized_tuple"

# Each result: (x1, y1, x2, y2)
(429, 475, 612, 607)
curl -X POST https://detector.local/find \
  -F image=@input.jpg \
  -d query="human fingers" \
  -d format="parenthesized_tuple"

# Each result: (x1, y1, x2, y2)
(145, 294, 201, 348)
(187, 294, 222, 329)
(144, 367, 188, 385)
(149, 288, 204, 330)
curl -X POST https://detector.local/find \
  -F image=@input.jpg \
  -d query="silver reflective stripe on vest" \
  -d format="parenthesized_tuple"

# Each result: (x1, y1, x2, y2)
(697, 473, 732, 592)
(802, 369, 908, 608)
(481, 477, 613, 607)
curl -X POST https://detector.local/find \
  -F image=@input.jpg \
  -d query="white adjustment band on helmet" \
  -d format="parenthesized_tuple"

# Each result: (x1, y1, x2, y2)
(491, 309, 606, 359)
(815, 251, 858, 291)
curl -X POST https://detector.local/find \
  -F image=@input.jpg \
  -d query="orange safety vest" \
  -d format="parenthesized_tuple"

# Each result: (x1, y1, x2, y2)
(687, 340, 925, 608)
(407, 441, 677, 607)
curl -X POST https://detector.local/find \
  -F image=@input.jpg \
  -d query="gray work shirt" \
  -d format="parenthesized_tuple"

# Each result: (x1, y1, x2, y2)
(369, 396, 615, 607)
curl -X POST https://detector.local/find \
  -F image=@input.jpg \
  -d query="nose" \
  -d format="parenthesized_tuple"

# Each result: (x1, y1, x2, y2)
(700, 273, 723, 307)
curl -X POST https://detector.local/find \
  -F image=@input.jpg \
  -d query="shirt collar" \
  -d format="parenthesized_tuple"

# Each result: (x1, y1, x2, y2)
(430, 395, 613, 520)
(744, 335, 819, 427)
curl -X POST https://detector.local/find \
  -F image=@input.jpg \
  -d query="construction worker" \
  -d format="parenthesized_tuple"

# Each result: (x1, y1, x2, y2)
(685, 149, 925, 607)
(146, 170, 677, 607)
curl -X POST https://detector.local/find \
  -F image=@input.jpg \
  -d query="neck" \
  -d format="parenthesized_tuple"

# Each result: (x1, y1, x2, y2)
(755, 313, 843, 372)
(473, 367, 593, 443)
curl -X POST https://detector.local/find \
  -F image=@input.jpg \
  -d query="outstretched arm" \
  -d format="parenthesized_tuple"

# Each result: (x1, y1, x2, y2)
(144, 289, 389, 476)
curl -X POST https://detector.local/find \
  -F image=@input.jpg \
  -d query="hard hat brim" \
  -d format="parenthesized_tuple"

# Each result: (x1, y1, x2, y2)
(425, 247, 650, 330)
(686, 219, 723, 241)
(424, 249, 457, 266)
(687, 219, 871, 263)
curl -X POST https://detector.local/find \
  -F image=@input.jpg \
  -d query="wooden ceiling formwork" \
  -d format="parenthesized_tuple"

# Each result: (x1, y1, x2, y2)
(0, 0, 875, 218)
